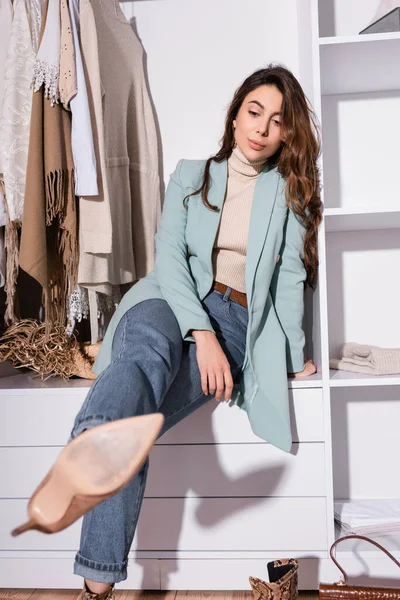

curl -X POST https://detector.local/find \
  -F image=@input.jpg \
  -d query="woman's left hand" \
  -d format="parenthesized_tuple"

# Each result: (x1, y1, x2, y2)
(288, 359, 317, 379)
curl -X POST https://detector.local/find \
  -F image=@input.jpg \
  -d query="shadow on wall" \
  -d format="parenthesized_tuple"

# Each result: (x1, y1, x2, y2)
(133, 394, 302, 588)
(318, 0, 336, 37)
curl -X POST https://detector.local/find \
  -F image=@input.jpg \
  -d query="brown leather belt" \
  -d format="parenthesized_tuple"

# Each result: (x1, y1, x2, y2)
(213, 281, 248, 309)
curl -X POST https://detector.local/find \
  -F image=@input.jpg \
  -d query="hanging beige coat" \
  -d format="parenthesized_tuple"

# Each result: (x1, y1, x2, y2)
(78, 0, 161, 294)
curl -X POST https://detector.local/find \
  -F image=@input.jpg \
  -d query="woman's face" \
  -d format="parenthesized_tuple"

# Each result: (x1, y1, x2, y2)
(233, 84, 284, 162)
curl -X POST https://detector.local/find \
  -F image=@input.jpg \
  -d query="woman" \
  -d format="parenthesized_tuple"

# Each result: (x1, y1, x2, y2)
(14, 64, 322, 599)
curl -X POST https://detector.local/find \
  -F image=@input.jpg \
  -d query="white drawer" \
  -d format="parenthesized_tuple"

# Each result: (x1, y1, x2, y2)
(2, 497, 327, 551)
(0, 556, 160, 589)
(0, 442, 325, 499)
(1, 385, 323, 446)
(160, 387, 324, 444)
(1, 390, 87, 446)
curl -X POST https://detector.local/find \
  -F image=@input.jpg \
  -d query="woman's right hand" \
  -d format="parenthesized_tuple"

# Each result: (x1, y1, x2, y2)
(193, 330, 233, 402)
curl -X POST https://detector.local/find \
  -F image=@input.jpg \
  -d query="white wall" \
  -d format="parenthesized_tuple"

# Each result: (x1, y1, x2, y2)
(322, 92, 400, 210)
(326, 229, 400, 357)
(331, 386, 400, 499)
(120, 0, 305, 182)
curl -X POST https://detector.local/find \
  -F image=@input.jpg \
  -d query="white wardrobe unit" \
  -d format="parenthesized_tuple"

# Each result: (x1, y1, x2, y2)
(0, 378, 325, 590)
(314, 0, 400, 584)
(0, 0, 399, 592)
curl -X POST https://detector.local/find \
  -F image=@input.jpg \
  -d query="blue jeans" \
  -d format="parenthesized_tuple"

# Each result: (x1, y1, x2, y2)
(70, 288, 248, 584)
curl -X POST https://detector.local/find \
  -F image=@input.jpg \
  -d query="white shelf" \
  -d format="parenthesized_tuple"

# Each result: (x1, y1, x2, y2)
(324, 207, 400, 232)
(288, 372, 322, 388)
(0, 370, 322, 393)
(330, 369, 400, 387)
(335, 528, 400, 559)
(0, 370, 92, 393)
(334, 501, 400, 558)
(320, 32, 400, 45)
(320, 34, 400, 95)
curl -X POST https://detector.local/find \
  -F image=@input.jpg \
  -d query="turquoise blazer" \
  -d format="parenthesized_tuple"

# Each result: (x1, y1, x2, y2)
(93, 158, 307, 452)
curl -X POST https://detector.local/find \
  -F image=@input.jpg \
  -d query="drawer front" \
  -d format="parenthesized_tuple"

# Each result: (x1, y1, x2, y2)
(0, 557, 160, 589)
(2, 497, 327, 551)
(1, 387, 323, 446)
(160, 388, 323, 444)
(1, 393, 86, 446)
(0, 442, 325, 499)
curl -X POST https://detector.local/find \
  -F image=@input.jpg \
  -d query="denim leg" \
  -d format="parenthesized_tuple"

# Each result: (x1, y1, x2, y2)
(159, 289, 248, 435)
(71, 299, 183, 438)
(73, 291, 248, 584)
(73, 299, 183, 583)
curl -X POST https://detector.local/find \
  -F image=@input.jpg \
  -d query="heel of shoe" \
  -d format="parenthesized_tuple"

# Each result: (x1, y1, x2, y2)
(11, 518, 38, 537)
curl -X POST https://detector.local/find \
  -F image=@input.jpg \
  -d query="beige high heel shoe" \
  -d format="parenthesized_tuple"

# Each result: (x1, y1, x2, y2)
(11, 413, 164, 536)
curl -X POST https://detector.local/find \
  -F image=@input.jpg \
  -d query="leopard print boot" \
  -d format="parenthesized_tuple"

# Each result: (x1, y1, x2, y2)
(78, 582, 115, 600)
(249, 558, 298, 600)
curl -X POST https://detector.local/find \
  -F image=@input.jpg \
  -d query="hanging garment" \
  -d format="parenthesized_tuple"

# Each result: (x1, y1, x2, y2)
(0, 0, 13, 188)
(0, 0, 36, 311)
(19, 0, 78, 327)
(66, 0, 112, 340)
(19, 89, 78, 326)
(59, 0, 77, 109)
(0, 0, 12, 280)
(67, 284, 120, 342)
(0, 228, 5, 289)
(77, 0, 161, 292)
(0, 0, 36, 224)
(0, 181, 7, 288)
(32, 0, 61, 106)
(0, 0, 13, 107)
(0, 183, 6, 234)
(68, 0, 98, 197)
(1, 178, 18, 321)
(25, 0, 44, 54)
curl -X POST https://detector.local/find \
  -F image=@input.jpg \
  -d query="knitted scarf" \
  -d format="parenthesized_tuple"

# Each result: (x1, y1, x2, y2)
(19, 0, 78, 327)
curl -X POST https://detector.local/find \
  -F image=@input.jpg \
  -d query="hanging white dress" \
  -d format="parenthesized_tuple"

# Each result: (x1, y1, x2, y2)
(0, 0, 13, 287)
(0, 0, 36, 224)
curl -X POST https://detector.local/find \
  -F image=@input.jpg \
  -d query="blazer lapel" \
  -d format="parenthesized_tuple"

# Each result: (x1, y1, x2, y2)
(245, 166, 281, 306)
(200, 159, 228, 273)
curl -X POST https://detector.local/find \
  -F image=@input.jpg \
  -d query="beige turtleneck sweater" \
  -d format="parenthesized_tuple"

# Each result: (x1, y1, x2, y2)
(212, 145, 267, 293)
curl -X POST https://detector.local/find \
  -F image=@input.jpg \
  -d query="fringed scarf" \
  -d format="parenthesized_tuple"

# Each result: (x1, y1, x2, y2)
(0, 179, 19, 324)
(19, 0, 78, 329)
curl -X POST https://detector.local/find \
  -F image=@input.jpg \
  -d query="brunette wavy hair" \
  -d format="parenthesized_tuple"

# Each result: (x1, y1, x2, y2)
(183, 64, 323, 288)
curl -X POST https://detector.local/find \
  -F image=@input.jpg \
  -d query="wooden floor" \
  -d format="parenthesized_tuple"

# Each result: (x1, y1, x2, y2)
(0, 591, 318, 599)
